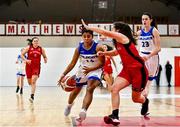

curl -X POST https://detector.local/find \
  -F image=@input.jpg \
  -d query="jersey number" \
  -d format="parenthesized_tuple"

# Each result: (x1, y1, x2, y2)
(86, 59, 94, 63)
(142, 41, 149, 47)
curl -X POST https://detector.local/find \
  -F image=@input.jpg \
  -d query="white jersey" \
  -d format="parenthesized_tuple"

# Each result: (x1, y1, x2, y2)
(78, 41, 101, 69)
(16, 54, 26, 76)
(138, 27, 155, 53)
(138, 27, 159, 79)
(75, 41, 103, 86)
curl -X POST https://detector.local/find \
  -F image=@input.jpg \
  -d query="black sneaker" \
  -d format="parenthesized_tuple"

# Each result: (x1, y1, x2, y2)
(29, 95, 34, 103)
(104, 114, 120, 126)
(20, 88, 23, 94)
(16, 86, 19, 93)
(141, 98, 149, 115)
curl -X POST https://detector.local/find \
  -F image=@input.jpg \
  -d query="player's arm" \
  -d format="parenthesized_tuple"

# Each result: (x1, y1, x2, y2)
(21, 46, 31, 64)
(81, 19, 129, 44)
(58, 48, 79, 82)
(42, 48, 47, 63)
(83, 44, 105, 75)
(146, 28, 161, 60)
(136, 30, 141, 52)
(98, 49, 118, 57)
(110, 56, 118, 73)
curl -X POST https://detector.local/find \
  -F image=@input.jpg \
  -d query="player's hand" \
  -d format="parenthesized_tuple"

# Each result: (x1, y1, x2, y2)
(44, 58, 47, 63)
(57, 74, 65, 86)
(142, 56, 148, 61)
(26, 59, 31, 64)
(83, 66, 91, 75)
(81, 19, 89, 30)
(97, 51, 105, 56)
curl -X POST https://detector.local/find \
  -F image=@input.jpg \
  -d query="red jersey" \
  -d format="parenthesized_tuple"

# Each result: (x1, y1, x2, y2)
(103, 56, 113, 74)
(115, 41, 148, 92)
(27, 45, 42, 64)
(26, 45, 42, 78)
(115, 42, 144, 68)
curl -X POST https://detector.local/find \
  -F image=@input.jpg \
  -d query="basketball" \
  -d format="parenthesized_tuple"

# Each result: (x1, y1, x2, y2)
(60, 75, 76, 92)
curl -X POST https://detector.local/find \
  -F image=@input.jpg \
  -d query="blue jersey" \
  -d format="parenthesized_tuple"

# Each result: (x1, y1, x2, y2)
(78, 41, 100, 68)
(16, 54, 27, 76)
(138, 27, 155, 53)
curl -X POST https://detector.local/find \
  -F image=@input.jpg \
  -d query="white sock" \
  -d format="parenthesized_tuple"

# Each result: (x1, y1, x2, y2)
(67, 103, 74, 107)
(80, 108, 86, 112)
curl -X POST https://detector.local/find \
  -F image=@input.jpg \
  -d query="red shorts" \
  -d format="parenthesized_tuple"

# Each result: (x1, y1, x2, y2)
(103, 66, 113, 75)
(118, 66, 148, 92)
(26, 63, 41, 79)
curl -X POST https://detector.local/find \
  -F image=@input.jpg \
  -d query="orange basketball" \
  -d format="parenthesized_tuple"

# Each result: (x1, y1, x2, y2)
(60, 75, 76, 92)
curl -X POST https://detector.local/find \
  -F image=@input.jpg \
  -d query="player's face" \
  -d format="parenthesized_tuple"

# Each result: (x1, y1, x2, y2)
(142, 15, 152, 27)
(32, 38, 39, 47)
(82, 32, 93, 44)
(103, 45, 107, 51)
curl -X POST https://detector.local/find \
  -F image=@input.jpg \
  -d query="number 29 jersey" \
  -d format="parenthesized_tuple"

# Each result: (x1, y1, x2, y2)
(138, 27, 154, 53)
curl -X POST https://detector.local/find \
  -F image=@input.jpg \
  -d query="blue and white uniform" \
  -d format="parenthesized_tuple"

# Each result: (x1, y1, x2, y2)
(16, 54, 26, 76)
(75, 41, 103, 86)
(138, 27, 159, 80)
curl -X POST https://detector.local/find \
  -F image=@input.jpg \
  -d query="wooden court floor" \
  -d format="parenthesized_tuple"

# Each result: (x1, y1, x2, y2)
(0, 86, 180, 127)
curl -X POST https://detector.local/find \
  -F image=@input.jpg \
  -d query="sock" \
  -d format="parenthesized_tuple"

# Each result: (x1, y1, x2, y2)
(20, 88, 23, 93)
(112, 109, 119, 118)
(31, 94, 34, 99)
(67, 103, 74, 107)
(80, 108, 87, 112)
(16, 86, 20, 92)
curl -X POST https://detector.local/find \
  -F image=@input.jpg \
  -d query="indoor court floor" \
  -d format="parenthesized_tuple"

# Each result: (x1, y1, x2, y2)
(0, 86, 180, 127)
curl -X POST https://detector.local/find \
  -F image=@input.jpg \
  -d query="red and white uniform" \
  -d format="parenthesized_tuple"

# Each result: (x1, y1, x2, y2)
(115, 42, 148, 92)
(26, 45, 42, 78)
(103, 56, 113, 75)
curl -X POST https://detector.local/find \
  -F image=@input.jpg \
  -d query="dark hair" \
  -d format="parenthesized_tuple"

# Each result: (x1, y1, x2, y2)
(113, 21, 136, 45)
(27, 37, 39, 45)
(103, 44, 113, 51)
(142, 12, 156, 27)
(81, 25, 93, 37)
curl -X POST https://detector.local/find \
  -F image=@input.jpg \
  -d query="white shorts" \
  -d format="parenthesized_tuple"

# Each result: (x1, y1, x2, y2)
(75, 66, 103, 87)
(16, 65, 25, 76)
(140, 52, 159, 79)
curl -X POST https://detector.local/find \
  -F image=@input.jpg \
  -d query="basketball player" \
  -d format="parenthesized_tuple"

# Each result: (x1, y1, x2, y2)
(82, 19, 149, 126)
(102, 44, 117, 91)
(58, 28, 104, 122)
(16, 48, 26, 94)
(137, 12, 161, 97)
(21, 37, 47, 103)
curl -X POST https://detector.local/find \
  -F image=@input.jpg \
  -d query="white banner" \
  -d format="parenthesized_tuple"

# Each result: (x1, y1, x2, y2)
(29, 24, 40, 35)
(6, 24, 17, 35)
(0, 24, 5, 35)
(64, 24, 75, 35)
(169, 24, 179, 35)
(52, 24, 63, 35)
(0, 23, 179, 36)
(157, 24, 167, 35)
(18, 24, 28, 35)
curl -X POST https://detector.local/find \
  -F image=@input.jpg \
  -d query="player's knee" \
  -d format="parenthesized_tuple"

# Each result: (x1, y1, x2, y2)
(132, 96, 141, 103)
(86, 86, 95, 93)
(71, 89, 80, 96)
(111, 87, 119, 94)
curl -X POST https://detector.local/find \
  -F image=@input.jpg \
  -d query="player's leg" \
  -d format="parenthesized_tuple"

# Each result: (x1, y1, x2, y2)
(16, 76, 20, 93)
(64, 87, 82, 116)
(104, 76, 129, 126)
(29, 75, 38, 103)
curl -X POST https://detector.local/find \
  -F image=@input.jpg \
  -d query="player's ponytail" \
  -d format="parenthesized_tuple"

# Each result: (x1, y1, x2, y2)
(27, 37, 39, 45)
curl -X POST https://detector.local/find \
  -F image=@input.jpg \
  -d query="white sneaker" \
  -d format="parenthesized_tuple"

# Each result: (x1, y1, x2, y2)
(79, 109, 86, 120)
(64, 103, 74, 116)
(29, 98, 34, 103)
